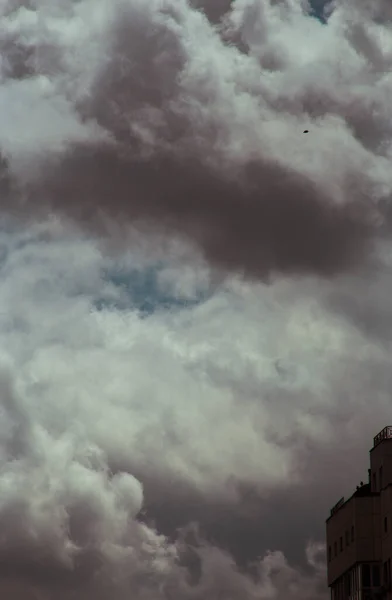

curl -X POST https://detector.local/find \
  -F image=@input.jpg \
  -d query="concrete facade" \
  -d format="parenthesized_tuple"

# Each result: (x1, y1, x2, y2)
(326, 426, 392, 600)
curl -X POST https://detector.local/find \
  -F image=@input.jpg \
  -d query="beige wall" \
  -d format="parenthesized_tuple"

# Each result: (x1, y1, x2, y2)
(326, 495, 380, 586)
(370, 439, 392, 492)
(327, 499, 355, 586)
(326, 435, 392, 596)
(381, 486, 392, 591)
(356, 495, 381, 562)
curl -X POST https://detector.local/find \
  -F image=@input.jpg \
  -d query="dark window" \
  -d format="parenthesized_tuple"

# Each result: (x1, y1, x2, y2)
(351, 525, 354, 542)
(373, 565, 380, 587)
(340, 536, 343, 551)
(380, 466, 383, 490)
(328, 546, 331, 562)
(385, 516, 388, 533)
(373, 472, 377, 491)
(344, 572, 351, 596)
(338, 577, 343, 600)
(362, 564, 371, 588)
(334, 541, 337, 557)
(345, 530, 349, 546)
(384, 561, 389, 586)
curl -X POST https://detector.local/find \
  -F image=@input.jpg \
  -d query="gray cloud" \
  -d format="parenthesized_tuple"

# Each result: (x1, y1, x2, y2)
(0, 214, 391, 598)
(0, 217, 350, 599)
(1, 1, 392, 599)
(1, 0, 392, 280)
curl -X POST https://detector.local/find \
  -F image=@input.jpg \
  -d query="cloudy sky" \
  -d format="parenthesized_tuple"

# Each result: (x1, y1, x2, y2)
(1, 0, 392, 598)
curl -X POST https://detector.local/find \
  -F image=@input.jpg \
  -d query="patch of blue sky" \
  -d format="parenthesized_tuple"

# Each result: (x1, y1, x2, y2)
(308, 0, 332, 24)
(95, 262, 211, 316)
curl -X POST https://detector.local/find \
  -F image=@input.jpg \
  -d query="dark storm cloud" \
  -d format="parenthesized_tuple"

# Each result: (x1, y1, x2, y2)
(1, 0, 391, 281)
(31, 144, 373, 279)
(190, 0, 234, 24)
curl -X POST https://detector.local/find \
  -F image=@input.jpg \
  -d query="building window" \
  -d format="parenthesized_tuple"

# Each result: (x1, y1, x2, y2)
(345, 530, 349, 546)
(351, 525, 354, 542)
(344, 571, 352, 598)
(340, 536, 343, 551)
(385, 516, 388, 533)
(380, 466, 383, 490)
(328, 546, 331, 562)
(331, 583, 338, 600)
(373, 565, 380, 587)
(373, 472, 377, 491)
(344, 572, 351, 596)
(334, 541, 337, 557)
(383, 561, 389, 587)
(362, 564, 371, 588)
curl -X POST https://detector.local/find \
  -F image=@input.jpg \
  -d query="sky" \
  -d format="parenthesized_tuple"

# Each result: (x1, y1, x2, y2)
(1, 0, 392, 598)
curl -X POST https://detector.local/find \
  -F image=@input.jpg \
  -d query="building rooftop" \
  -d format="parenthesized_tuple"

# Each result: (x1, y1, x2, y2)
(373, 425, 392, 448)
(327, 483, 378, 521)
(326, 426, 392, 521)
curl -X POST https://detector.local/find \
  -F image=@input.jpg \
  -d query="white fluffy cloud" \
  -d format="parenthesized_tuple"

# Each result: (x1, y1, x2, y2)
(0, 213, 390, 598)
(0, 217, 336, 598)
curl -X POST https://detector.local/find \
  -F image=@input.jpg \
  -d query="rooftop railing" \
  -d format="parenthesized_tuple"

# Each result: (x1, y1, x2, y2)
(330, 496, 344, 517)
(373, 426, 392, 448)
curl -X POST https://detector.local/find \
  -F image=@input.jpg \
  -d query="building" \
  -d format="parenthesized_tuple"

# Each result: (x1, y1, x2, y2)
(326, 426, 392, 600)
